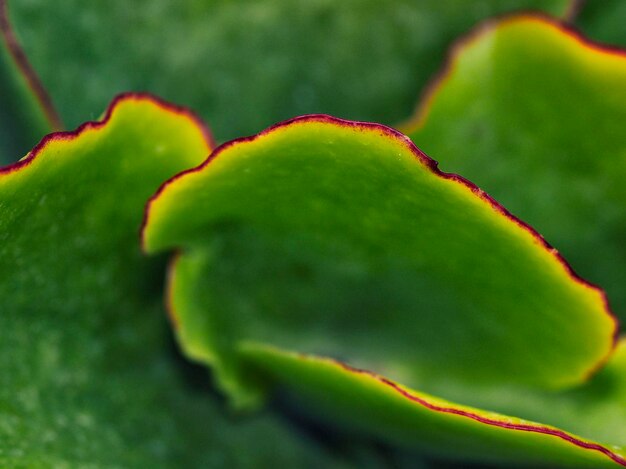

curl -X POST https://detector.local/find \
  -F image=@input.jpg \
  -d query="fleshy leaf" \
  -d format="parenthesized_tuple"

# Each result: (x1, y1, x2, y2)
(143, 115, 615, 408)
(0, 0, 60, 163)
(7, 0, 568, 142)
(400, 15, 626, 321)
(0, 95, 350, 467)
(239, 339, 626, 468)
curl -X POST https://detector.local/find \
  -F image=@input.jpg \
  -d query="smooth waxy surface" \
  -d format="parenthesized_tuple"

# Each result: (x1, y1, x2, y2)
(241, 339, 626, 467)
(143, 116, 624, 467)
(7, 0, 567, 142)
(402, 16, 626, 321)
(0, 96, 354, 467)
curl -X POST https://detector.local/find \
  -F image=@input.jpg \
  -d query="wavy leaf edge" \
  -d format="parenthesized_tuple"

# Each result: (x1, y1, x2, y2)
(394, 11, 626, 376)
(0, 91, 214, 177)
(142, 112, 618, 372)
(398, 12, 626, 135)
(240, 341, 626, 467)
(141, 113, 623, 466)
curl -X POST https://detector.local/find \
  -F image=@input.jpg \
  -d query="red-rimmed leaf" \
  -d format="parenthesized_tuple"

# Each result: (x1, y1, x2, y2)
(142, 115, 620, 466)
(240, 339, 626, 467)
(0, 95, 354, 467)
(400, 15, 626, 322)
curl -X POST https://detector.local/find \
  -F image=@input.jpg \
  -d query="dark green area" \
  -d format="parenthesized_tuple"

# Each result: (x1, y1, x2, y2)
(8, 0, 567, 143)
(0, 34, 52, 163)
(575, 0, 626, 48)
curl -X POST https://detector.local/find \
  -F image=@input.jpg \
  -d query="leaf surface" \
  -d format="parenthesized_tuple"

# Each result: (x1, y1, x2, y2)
(0, 95, 350, 467)
(240, 339, 626, 468)
(143, 115, 622, 466)
(402, 15, 626, 321)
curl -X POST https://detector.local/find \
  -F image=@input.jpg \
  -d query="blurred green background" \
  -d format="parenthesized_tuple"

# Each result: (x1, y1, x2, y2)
(6, 0, 571, 147)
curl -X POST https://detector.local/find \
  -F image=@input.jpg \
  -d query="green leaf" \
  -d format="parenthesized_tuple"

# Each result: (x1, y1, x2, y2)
(0, 95, 350, 467)
(0, 0, 60, 163)
(401, 15, 626, 321)
(7, 0, 568, 142)
(142, 115, 621, 467)
(573, 0, 626, 48)
(239, 339, 626, 468)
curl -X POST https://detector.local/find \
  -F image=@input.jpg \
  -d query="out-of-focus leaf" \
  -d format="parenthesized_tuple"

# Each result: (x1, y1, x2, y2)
(0, 0, 60, 163)
(142, 115, 622, 466)
(7, 0, 568, 142)
(401, 15, 626, 321)
(573, 0, 626, 48)
(0, 95, 351, 468)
